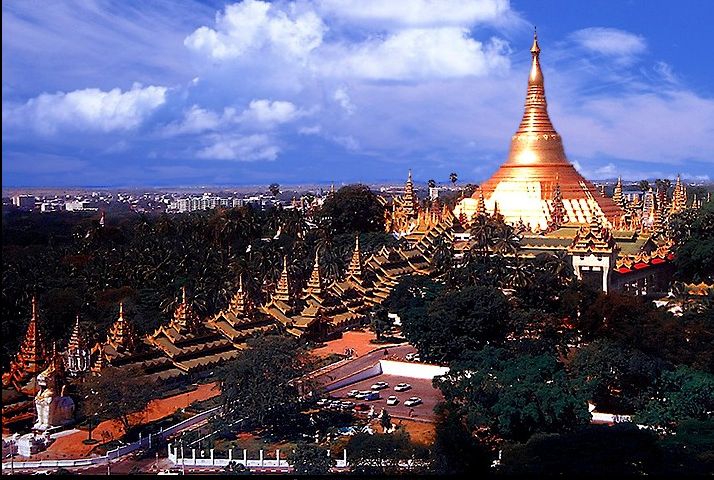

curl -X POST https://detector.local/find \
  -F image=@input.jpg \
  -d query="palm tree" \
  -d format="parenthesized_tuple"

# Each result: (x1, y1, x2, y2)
(469, 215, 493, 256)
(543, 251, 573, 284)
(505, 255, 533, 288)
(449, 172, 458, 189)
(428, 179, 436, 189)
(491, 223, 520, 255)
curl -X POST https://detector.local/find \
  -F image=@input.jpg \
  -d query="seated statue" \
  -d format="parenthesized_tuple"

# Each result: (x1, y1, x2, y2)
(33, 358, 74, 431)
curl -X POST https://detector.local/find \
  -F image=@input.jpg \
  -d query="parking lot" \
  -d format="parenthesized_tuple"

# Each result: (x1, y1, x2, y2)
(327, 373, 443, 422)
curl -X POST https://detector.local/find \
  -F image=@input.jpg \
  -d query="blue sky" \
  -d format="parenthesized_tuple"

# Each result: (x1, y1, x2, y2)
(3, 0, 713, 187)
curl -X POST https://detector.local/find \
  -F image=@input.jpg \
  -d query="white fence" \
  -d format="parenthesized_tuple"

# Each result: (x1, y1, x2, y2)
(1, 406, 221, 471)
(167, 443, 348, 469)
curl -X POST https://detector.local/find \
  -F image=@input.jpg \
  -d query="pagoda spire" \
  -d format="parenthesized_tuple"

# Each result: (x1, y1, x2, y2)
(612, 176, 624, 207)
(229, 275, 248, 315)
(550, 176, 565, 227)
(171, 287, 200, 335)
(67, 314, 90, 376)
(671, 174, 686, 213)
(346, 235, 363, 284)
(403, 169, 418, 215)
(304, 250, 324, 298)
(4, 296, 47, 388)
(273, 256, 293, 304)
(476, 189, 486, 216)
(107, 302, 135, 353)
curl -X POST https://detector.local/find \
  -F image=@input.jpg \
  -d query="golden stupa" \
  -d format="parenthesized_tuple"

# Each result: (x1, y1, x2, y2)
(457, 32, 623, 231)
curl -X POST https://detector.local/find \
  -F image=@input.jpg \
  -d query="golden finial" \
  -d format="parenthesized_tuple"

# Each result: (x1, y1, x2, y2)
(119, 302, 124, 319)
(314, 249, 320, 266)
(238, 275, 243, 292)
(181, 286, 187, 304)
(32, 295, 38, 320)
(531, 27, 540, 55)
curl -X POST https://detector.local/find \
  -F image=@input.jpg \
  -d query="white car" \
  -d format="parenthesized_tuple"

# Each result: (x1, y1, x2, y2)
(404, 397, 422, 407)
(355, 390, 372, 400)
(316, 398, 330, 407)
(412, 354, 421, 362)
(346, 389, 360, 398)
(405, 353, 415, 361)
(370, 381, 389, 390)
(394, 383, 411, 392)
(386, 396, 399, 406)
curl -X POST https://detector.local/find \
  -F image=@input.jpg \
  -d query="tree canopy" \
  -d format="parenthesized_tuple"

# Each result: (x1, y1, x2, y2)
(316, 184, 385, 234)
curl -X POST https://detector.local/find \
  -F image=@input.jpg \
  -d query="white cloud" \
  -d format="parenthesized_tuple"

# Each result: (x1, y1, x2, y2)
(326, 29, 510, 80)
(163, 105, 237, 135)
(298, 125, 322, 134)
(6, 84, 167, 134)
(559, 90, 714, 164)
(197, 133, 279, 160)
(240, 99, 300, 125)
(317, 0, 517, 28)
(333, 88, 355, 114)
(184, 0, 325, 61)
(570, 27, 646, 59)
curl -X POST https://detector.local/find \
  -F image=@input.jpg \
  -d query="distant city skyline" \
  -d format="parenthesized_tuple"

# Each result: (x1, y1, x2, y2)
(3, 0, 713, 187)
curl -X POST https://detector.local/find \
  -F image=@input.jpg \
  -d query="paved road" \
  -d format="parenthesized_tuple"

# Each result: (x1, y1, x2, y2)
(313, 344, 416, 386)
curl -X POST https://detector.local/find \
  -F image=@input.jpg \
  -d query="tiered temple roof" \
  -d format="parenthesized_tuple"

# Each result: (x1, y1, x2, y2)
(147, 289, 240, 375)
(3, 297, 46, 392)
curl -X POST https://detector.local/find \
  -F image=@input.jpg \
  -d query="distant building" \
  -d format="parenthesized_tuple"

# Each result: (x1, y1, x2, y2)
(12, 195, 36, 210)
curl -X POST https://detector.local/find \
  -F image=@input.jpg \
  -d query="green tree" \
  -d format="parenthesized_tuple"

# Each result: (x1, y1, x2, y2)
(317, 184, 385, 234)
(347, 431, 428, 475)
(218, 335, 311, 432)
(439, 347, 590, 442)
(369, 306, 392, 341)
(77, 366, 153, 432)
(638, 180, 650, 192)
(568, 339, 663, 412)
(380, 409, 392, 432)
(287, 443, 335, 474)
(637, 366, 714, 428)
(268, 183, 281, 197)
(667, 202, 714, 283)
(401, 285, 509, 362)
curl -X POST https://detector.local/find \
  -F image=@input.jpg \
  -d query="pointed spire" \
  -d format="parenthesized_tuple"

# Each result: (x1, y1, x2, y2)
(476, 189, 486, 216)
(612, 176, 624, 207)
(6, 296, 47, 387)
(304, 250, 324, 299)
(68, 315, 84, 351)
(528, 28, 543, 87)
(403, 169, 418, 215)
(99, 210, 106, 228)
(228, 274, 249, 315)
(551, 177, 565, 227)
(347, 235, 363, 285)
(171, 287, 200, 335)
(273, 256, 293, 304)
(108, 302, 135, 353)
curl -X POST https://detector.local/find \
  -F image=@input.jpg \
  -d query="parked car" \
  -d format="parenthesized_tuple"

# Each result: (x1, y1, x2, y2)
(341, 401, 355, 410)
(405, 353, 415, 361)
(386, 396, 399, 406)
(346, 389, 360, 398)
(371, 381, 389, 390)
(355, 390, 372, 400)
(316, 398, 330, 407)
(412, 354, 421, 362)
(394, 383, 412, 392)
(404, 397, 423, 407)
(329, 400, 343, 409)
(364, 392, 380, 401)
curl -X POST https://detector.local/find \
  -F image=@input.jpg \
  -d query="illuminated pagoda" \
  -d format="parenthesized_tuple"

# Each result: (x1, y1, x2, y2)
(455, 31, 623, 231)
(385, 170, 452, 235)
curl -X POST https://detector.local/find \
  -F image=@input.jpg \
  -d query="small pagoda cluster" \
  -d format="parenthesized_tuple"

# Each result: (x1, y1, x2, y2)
(610, 175, 705, 234)
(384, 170, 453, 236)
